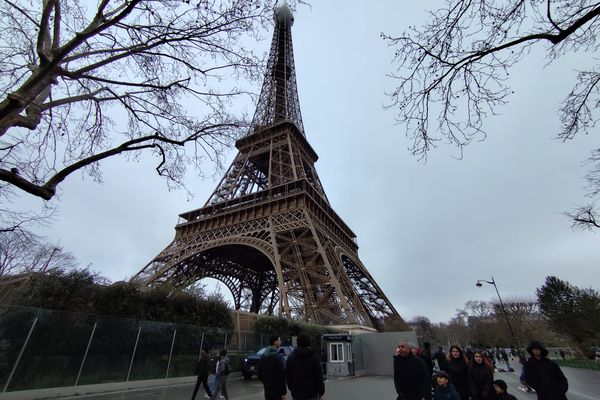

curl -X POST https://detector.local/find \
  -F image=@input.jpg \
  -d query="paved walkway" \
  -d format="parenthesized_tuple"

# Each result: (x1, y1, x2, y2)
(52, 365, 599, 400)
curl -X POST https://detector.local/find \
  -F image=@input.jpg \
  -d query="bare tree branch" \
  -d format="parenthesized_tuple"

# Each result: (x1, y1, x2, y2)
(384, 0, 600, 229)
(0, 0, 284, 215)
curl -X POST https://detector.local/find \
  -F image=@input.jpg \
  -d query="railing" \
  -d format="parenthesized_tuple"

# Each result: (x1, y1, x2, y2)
(0, 305, 269, 393)
(554, 359, 600, 370)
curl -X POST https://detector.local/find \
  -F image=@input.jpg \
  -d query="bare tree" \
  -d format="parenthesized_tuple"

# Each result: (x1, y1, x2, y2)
(383, 1, 600, 229)
(460, 299, 494, 318)
(0, 0, 278, 213)
(407, 314, 435, 342)
(0, 230, 76, 277)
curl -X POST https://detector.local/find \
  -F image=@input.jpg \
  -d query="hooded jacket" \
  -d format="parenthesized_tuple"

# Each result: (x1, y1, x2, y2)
(523, 340, 568, 400)
(285, 346, 324, 400)
(257, 346, 287, 400)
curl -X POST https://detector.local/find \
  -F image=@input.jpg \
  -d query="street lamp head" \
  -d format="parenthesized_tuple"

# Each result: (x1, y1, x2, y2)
(476, 281, 483, 288)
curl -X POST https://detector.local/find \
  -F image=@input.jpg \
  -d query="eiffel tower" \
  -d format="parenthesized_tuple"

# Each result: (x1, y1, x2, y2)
(132, 3, 407, 331)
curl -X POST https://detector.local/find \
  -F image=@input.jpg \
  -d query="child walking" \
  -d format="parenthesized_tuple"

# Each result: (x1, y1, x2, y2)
(433, 371, 461, 400)
(493, 379, 517, 400)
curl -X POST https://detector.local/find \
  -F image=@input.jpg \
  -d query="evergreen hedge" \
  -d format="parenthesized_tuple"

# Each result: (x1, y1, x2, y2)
(10, 268, 233, 330)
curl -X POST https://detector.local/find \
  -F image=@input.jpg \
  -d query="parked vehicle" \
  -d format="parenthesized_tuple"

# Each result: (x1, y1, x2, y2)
(241, 346, 294, 380)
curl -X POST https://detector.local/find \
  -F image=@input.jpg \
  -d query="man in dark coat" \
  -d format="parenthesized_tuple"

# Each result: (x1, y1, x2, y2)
(393, 340, 431, 400)
(286, 332, 324, 400)
(258, 335, 287, 400)
(434, 347, 447, 371)
(421, 342, 434, 375)
(191, 348, 212, 400)
(523, 340, 568, 400)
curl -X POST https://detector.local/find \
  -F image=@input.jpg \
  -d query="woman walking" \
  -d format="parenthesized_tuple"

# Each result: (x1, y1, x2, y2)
(468, 350, 494, 400)
(443, 345, 470, 400)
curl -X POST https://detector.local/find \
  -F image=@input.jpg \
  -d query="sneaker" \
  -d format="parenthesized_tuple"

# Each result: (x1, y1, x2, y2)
(204, 395, 210, 399)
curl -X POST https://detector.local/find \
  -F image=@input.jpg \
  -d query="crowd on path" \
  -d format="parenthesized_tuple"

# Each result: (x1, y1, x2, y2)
(393, 340, 569, 400)
(189, 335, 569, 400)
(191, 332, 324, 400)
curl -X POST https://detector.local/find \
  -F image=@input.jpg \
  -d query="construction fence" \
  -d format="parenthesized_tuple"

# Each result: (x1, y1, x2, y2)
(0, 305, 269, 393)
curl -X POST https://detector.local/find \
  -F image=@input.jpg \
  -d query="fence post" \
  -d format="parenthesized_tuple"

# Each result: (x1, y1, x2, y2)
(198, 330, 205, 361)
(224, 333, 228, 350)
(74, 320, 98, 386)
(3, 316, 38, 392)
(126, 325, 142, 382)
(165, 328, 177, 379)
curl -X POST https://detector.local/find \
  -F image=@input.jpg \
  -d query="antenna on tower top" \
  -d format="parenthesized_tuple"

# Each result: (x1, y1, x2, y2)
(274, 1, 294, 25)
(248, 0, 304, 136)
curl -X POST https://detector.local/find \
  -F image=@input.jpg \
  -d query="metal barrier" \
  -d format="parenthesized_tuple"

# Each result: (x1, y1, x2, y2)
(0, 305, 268, 392)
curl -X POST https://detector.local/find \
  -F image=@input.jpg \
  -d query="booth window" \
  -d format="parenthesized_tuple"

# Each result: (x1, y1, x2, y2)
(330, 343, 344, 362)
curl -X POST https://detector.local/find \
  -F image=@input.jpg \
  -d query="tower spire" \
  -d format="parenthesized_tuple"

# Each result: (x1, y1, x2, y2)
(249, 2, 304, 135)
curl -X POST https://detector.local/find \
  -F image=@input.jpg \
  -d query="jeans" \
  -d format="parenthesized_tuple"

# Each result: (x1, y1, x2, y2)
(191, 374, 211, 399)
(210, 375, 228, 400)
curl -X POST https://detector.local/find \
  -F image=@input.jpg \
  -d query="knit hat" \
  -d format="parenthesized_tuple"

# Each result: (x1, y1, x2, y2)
(493, 379, 508, 392)
(436, 371, 451, 380)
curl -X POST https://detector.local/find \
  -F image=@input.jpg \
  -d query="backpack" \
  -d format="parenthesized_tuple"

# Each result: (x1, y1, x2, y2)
(222, 359, 230, 376)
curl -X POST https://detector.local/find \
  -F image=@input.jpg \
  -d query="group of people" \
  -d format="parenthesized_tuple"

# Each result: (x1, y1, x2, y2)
(193, 332, 324, 400)
(393, 340, 569, 400)
(191, 348, 231, 400)
(191, 336, 569, 400)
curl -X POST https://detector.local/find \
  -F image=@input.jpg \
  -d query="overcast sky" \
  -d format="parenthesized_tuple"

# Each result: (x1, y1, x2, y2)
(23, 1, 600, 324)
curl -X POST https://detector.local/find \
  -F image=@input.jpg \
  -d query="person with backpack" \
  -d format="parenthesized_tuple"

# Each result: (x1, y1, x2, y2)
(210, 349, 230, 400)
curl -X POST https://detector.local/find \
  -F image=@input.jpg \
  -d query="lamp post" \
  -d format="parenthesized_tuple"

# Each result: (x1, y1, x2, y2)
(476, 276, 518, 349)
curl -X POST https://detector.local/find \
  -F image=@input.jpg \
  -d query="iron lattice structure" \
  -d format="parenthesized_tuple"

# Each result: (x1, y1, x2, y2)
(132, 4, 407, 331)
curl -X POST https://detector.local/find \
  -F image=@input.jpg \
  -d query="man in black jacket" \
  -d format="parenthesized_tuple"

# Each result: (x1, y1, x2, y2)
(523, 340, 568, 400)
(258, 335, 287, 400)
(393, 341, 431, 400)
(191, 348, 212, 400)
(286, 332, 324, 400)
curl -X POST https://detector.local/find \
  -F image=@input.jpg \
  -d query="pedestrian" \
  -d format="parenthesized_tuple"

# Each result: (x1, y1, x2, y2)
(210, 349, 230, 400)
(468, 350, 494, 400)
(443, 345, 469, 400)
(559, 350, 566, 361)
(434, 347, 447, 372)
(517, 350, 534, 393)
(422, 342, 434, 375)
(393, 340, 431, 400)
(500, 348, 512, 371)
(493, 379, 517, 400)
(496, 347, 503, 369)
(258, 335, 287, 400)
(412, 346, 422, 357)
(285, 332, 324, 400)
(433, 370, 460, 400)
(191, 348, 212, 400)
(523, 340, 568, 400)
